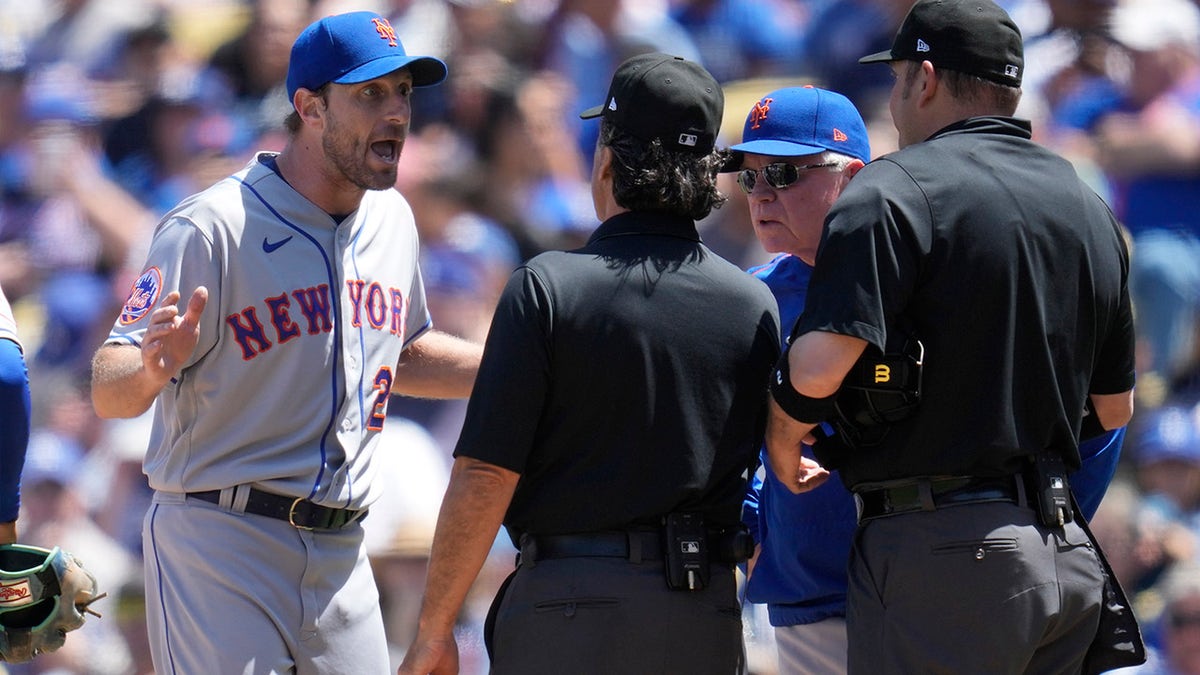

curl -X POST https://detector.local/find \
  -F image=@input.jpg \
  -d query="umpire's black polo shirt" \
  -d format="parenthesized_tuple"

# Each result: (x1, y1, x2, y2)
(454, 211, 780, 544)
(796, 116, 1136, 488)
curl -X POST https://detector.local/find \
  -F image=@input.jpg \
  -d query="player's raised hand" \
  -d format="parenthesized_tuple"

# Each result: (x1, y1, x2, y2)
(141, 287, 207, 385)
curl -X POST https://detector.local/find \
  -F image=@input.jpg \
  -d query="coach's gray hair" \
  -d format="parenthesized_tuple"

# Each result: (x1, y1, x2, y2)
(819, 151, 857, 171)
(599, 120, 729, 221)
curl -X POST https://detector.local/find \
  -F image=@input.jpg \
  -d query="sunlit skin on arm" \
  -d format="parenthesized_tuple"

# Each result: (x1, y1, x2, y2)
(393, 330, 483, 400)
(398, 456, 520, 675)
(766, 330, 868, 495)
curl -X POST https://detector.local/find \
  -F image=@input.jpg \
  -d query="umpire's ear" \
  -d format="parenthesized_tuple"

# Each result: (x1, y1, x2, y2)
(593, 144, 613, 183)
(590, 144, 620, 220)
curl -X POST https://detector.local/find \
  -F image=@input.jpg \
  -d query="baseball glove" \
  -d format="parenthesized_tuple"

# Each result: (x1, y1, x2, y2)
(0, 544, 104, 663)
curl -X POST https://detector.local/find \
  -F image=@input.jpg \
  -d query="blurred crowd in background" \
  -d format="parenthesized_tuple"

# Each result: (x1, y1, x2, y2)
(0, 0, 1198, 673)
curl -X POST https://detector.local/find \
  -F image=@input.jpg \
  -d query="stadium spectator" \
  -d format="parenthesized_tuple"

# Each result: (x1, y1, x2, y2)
(1089, 0, 1200, 405)
(670, 0, 807, 83)
(800, 0, 913, 114)
(1137, 561, 1200, 674)
(201, 0, 307, 138)
(3, 67, 154, 372)
(22, 0, 153, 75)
(1126, 406, 1200, 597)
(535, 0, 702, 158)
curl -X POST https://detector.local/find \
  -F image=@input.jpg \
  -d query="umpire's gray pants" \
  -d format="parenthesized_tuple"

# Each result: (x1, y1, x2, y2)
(487, 555, 744, 674)
(847, 500, 1103, 674)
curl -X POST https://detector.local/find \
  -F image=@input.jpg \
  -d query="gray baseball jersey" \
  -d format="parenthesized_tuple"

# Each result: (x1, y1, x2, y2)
(106, 152, 431, 511)
(0, 287, 19, 350)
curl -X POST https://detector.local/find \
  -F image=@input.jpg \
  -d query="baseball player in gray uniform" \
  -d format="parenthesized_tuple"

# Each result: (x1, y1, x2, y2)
(89, 12, 481, 675)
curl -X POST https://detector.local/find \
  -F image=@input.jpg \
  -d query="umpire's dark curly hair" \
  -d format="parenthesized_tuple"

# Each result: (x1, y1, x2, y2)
(599, 120, 730, 221)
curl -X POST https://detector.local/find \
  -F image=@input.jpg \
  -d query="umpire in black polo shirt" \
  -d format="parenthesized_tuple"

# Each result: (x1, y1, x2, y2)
(764, 0, 1137, 672)
(400, 53, 780, 675)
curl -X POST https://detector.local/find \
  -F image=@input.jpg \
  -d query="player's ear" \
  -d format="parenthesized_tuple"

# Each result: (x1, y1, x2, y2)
(294, 88, 327, 128)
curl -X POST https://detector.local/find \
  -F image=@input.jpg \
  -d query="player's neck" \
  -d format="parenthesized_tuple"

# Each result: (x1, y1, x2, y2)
(274, 145, 366, 218)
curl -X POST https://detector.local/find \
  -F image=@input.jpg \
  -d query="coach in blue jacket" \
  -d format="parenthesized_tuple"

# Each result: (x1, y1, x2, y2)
(731, 85, 1127, 675)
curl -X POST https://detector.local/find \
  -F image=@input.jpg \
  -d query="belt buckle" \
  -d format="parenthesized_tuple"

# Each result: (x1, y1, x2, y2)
(288, 498, 316, 531)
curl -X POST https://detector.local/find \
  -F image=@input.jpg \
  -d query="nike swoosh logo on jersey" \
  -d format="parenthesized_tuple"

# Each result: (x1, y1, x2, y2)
(262, 236, 293, 253)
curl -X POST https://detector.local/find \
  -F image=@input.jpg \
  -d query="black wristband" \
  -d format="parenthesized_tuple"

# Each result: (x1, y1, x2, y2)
(769, 352, 838, 424)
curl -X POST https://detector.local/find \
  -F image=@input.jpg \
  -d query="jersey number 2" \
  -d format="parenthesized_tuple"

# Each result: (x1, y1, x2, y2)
(367, 367, 394, 431)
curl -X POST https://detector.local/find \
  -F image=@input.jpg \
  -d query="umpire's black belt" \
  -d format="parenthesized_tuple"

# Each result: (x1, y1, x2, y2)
(519, 530, 664, 566)
(853, 475, 1022, 522)
(187, 488, 366, 531)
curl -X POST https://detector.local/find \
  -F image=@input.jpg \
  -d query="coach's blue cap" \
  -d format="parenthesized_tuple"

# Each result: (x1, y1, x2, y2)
(729, 86, 869, 164)
(286, 11, 447, 104)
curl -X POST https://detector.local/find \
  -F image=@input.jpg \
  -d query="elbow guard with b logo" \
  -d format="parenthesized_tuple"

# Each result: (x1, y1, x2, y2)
(815, 332, 925, 462)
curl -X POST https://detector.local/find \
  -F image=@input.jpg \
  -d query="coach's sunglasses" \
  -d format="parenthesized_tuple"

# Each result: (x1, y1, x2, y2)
(736, 161, 838, 194)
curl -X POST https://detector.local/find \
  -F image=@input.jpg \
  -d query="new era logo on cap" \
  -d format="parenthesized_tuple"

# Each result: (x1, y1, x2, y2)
(916, 38, 930, 52)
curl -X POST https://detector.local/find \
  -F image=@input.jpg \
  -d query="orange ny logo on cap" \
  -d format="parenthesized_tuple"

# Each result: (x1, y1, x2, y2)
(750, 98, 773, 130)
(371, 17, 398, 47)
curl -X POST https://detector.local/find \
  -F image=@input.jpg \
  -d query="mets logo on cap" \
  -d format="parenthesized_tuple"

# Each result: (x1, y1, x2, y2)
(371, 17, 398, 46)
(119, 267, 163, 325)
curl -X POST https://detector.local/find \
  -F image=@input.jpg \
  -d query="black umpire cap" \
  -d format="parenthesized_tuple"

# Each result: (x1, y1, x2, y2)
(860, 0, 1024, 87)
(580, 52, 724, 155)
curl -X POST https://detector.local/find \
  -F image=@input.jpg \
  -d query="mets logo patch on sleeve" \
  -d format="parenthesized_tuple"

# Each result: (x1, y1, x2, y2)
(119, 267, 163, 325)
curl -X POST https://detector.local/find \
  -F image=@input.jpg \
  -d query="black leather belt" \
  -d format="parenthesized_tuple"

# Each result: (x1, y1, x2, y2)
(188, 489, 367, 531)
(853, 476, 1022, 522)
(520, 530, 664, 565)
(518, 526, 752, 567)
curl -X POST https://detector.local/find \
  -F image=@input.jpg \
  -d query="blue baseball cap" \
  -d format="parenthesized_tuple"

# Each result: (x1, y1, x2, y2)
(1136, 406, 1200, 466)
(22, 431, 83, 487)
(286, 11, 447, 105)
(730, 86, 869, 163)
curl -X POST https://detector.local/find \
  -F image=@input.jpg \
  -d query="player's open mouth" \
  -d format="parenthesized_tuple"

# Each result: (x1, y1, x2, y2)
(371, 140, 399, 163)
